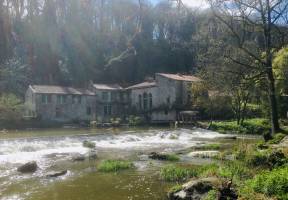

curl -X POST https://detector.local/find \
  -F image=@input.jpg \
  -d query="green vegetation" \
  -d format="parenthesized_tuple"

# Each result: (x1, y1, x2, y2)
(165, 154, 180, 162)
(148, 152, 180, 161)
(98, 160, 134, 173)
(201, 144, 221, 150)
(203, 189, 218, 200)
(160, 165, 198, 182)
(243, 167, 288, 200)
(168, 184, 183, 194)
(268, 133, 287, 144)
(210, 118, 270, 134)
(83, 140, 96, 149)
(128, 116, 143, 126)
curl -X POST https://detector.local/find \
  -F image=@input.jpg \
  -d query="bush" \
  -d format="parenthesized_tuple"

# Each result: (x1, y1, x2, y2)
(83, 140, 96, 149)
(128, 115, 143, 126)
(98, 160, 134, 172)
(210, 118, 270, 135)
(268, 133, 286, 144)
(160, 165, 198, 182)
(245, 151, 268, 167)
(267, 151, 287, 168)
(244, 167, 288, 200)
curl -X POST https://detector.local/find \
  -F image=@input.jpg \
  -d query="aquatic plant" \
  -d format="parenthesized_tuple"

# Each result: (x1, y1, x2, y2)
(83, 140, 96, 149)
(98, 160, 134, 172)
(160, 165, 197, 182)
(202, 143, 221, 150)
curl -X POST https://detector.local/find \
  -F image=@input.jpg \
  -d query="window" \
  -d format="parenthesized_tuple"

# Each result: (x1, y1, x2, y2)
(86, 107, 92, 115)
(104, 104, 112, 115)
(138, 94, 142, 109)
(167, 97, 170, 104)
(41, 94, 51, 104)
(102, 92, 109, 101)
(143, 93, 148, 110)
(149, 93, 152, 109)
(73, 95, 82, 104)
(111, 92, 116, 101)
(57, 95, 66, 104)
(55, 107, 61, 117)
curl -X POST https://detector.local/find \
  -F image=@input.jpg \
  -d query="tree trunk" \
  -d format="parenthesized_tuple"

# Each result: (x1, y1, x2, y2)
(265, 0, 280, 135)
(267, 69, 280, 134)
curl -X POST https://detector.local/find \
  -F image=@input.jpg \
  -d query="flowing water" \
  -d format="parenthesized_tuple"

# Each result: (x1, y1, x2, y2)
(0, 127, 259, 200)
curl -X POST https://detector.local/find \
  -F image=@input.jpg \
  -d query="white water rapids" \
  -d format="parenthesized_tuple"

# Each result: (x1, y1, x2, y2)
(0, 128, 233, 182)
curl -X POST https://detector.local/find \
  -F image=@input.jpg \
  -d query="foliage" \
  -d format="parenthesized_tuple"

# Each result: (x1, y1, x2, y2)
(128, 116, 143, 126)
(201, 143, 221, 150)
(210, 118, 270, 134)
(98, 160, 134, 173)
(273, 47, 288, 95)
(110, 118, 121, 126)
(243, 167, 288, 200)
(82, 140, 96, 149)
(160, 165, 198, 182)
(0, 93, 23, 123)
(203, 189, 218, 200)
(168, 184, 183, 194)
(268, 133, 287, 145)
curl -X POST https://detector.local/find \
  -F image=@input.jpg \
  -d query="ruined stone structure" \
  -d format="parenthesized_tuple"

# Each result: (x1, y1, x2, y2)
(25, 73, 201, 123)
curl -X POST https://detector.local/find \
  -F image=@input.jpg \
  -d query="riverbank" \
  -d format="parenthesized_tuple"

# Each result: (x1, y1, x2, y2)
(166, 135, 288, 200)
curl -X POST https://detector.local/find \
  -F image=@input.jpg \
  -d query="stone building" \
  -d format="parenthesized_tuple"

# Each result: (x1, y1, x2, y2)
(25, 85, 96, 122)
(88, 83, 129, 122)
(25, 73, 201, 123)
(127, 73, 201, 123)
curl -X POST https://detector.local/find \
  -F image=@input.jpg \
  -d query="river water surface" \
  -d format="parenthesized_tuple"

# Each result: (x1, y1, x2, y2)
(0, 127, 259, 200)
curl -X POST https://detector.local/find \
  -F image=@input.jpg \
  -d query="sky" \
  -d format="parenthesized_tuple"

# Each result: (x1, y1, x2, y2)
(152, 0, 209, 8)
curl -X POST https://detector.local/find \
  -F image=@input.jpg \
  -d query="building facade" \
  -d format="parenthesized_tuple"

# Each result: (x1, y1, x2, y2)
(25, 73, 201, 123)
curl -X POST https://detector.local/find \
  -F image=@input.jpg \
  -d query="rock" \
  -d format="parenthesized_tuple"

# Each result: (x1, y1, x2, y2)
(168, 177, 220, 200)
(220, 136, 237, 140)
(88, 150, 97, 160)
(148, 152, 168, 160)
(17, 161, 38, 173)
(83, 140, 96, 149)
(187, 151, 219, 158)
(72, 154, 86, 162)
(46, 170, 67, 178)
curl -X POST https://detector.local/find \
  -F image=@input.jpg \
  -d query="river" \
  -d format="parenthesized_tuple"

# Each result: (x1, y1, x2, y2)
(0, 127, 259, 200)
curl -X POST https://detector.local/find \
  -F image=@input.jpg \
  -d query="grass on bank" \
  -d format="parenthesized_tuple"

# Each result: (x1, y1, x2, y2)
(98, 160, 134, 172)
(160, 165, 198, 182)
(241, 167, 288, 200)
(166, 141, 288, 200)
(209, 118, 271, 134)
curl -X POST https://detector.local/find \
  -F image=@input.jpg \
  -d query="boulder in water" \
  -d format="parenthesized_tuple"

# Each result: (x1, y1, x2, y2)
(72, 154, 86, 162)
(46, 170, 68, 178)
(88, 150, 97, 160)
(17, 161, 38, 173)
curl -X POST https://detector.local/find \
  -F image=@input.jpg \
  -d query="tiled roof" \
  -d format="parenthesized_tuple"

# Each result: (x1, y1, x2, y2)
(92, 84, 123, 90)
(126, 81, 157, 89)
(30, 85, 95, 95)
(156, 73, 201, 82)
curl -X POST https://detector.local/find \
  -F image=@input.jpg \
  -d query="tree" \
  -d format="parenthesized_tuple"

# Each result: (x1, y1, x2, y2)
(207, 0, 288, 134)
